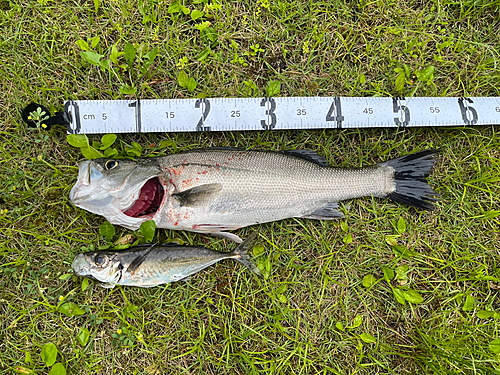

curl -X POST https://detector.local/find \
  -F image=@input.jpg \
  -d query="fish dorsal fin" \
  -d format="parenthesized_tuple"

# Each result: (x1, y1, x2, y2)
(281, 150, 329, 167)
(194, 147, 245, 152)
(173, 183, 223, 207)
(126, 244, 156, 274)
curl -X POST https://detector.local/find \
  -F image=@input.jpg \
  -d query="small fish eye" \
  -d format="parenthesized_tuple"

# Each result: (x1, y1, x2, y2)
(105, 160, 118, 170)
(94, 255, 105, 265)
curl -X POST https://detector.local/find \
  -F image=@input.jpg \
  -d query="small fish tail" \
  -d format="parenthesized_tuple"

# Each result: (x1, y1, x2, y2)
(381, 149, 439, 210)
(230, 232, 262, 275)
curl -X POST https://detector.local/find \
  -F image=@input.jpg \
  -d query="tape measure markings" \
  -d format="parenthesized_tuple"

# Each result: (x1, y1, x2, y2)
(65, 96, 500, 134)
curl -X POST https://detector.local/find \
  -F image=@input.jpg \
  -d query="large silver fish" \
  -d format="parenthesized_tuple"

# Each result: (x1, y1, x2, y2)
(72, 233, 261, 288)
(70, 148, 438, 242)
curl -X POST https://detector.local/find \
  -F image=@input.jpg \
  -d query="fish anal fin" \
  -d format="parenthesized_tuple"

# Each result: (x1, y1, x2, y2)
(281, 150, 329, 167)
(173, 183, 223, 207)
(302, 203, 344, 220)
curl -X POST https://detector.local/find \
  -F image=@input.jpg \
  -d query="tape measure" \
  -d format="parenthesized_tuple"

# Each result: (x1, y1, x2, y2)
(24, 96, 500, 134)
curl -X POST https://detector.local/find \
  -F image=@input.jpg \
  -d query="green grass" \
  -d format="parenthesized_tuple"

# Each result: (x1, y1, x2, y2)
(1, 0, 500, 373)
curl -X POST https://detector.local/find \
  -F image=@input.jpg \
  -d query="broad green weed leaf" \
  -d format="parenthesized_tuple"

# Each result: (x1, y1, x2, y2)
(181, 6, 190, 14)
(253, 244, 265, 257)
(90, 36, 100, 49)
(383, 266, 394, 281)
(101, 134, 117, 149)
(187, 77, 197, 92)
(48, 363, 66, 375)
(80, 51, 104, 66)
(477, 310, 494, 319)
(385, 235, 399, 246)
(110, 44, 123, 64)
(67, 134, 89, 148)
(340, 221, 348, 232)
(59, 302, 86, 317)
(393, 288, 406, 305)
(125, 146, 141, 157)
(77, 328, 90, 346)
(144, 47, 158, 61)
(104, 148, 118, 157)
(276, 284, 287, 294)
(119, 84, 137, 95)
(75, 40, 90, 51)
(395, 72, 405, 92)
(335, 322, 344, 331)
(463, 295, 475, 311)
(81, 277, 90, 291)
(191, 9, 204, 20)
(124, 43, 136, 65)
(80, 146, 103, 159)
(403, 289, 424, 304)
(178, 71, 189, 87)
(201, 27, 217, 43)
(490, 339, 500, 353)
(343, 233, 353, 244)
(123, 305, 138, 319)
(266, 80, 281, 96)
(362, 274, 376, 288)
(348, 315, 362, 329)
(99, 221, 115, 242)
(416, 66, 435, 83)
(393, 245, 415, 258)
(403, 64, 411, 77)
(395, 265, 409, 282)
(99, 59, 111, 70)
(197, 47, 211, 62)
(168, 0, 181, 13)
(131, 142, 142, 151)
(360, 332, 376, 343)
(59, 273, 72, 281)
(41, 343, 57, 366)
(139, 220, 156, 242)
(397, 217, 406, 233)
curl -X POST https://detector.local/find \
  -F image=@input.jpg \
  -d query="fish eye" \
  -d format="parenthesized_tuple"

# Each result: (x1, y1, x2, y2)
(94, 254, 106, 266)
(105, 160, 119, 170)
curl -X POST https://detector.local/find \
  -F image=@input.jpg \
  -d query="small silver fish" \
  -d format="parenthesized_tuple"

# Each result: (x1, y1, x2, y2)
(72, 233, 261, 288)
(70, 148, 438, 242)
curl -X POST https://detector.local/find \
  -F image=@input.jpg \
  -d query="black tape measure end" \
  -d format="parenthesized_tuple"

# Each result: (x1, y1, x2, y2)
(21, 103, 70, 131)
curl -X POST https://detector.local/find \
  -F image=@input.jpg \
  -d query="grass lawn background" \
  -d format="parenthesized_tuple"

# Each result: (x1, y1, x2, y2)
(1, 0, 500, 373)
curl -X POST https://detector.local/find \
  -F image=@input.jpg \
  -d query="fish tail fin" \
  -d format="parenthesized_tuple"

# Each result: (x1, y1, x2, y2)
(230, 232, 262, 275)
(381, 149, 439, 211)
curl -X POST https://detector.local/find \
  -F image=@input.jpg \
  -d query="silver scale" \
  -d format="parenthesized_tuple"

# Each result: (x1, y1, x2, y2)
(64, 96, 500, 134)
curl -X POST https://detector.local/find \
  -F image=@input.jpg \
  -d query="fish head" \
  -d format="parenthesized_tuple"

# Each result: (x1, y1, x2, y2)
(69, 158, 166, 229)
(72, 252, 123, 285)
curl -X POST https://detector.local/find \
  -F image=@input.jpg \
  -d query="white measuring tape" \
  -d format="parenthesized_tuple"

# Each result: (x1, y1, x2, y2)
(64, 96, 500, 134)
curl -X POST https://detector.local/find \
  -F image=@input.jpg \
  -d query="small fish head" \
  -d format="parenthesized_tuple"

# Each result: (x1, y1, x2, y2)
(69, 158, 165, 229)
(72, 252, 123, 285)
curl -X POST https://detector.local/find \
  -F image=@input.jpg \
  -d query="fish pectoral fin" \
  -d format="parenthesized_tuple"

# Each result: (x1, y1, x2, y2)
(98, 282, 116, 289)
(302, 203, 345, 220)
(211, 231, 243, 243)
(178, 275, 191, 282)
(126, 244, 157, 274)
(173, 183, 223, 207)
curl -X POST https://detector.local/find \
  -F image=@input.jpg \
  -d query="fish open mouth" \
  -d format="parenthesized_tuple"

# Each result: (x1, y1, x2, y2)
(123, 178, 164, 218)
